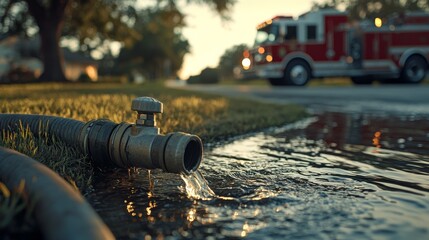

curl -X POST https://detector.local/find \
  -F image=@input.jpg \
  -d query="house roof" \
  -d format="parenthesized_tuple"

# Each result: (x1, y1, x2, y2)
(0, 34, 97, 65)
(63, 48, 97, 65)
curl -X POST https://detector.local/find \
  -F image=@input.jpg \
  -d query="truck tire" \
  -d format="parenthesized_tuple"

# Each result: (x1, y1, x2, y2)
(268, 78, 286, 86)
(351, 76, 373, 85)
(401, 55, 427, 84)
(284, 60, 311, 86)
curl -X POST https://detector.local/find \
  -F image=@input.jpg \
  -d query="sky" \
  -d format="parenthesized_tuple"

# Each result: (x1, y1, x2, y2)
(178, 0, 324, 79)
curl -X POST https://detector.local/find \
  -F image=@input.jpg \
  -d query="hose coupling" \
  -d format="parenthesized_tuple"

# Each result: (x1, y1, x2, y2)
(81, 97, 203, 175)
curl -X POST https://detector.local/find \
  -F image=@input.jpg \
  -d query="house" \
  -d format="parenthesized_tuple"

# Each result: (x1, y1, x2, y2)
(63, 48, 98, 81)
(0, 34, 98, 83)
(0, 35, 42, 82)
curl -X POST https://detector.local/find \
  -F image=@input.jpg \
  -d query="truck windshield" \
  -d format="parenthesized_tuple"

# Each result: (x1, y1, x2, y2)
(254, 24, 279, 45)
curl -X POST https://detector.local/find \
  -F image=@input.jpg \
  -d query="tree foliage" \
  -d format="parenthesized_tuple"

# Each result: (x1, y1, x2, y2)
(218, 44, 248, 79)
(62, 0, 140, 54)
(116, 3, 189, 80)
(188, 0, 236, 20)
(187, 67, 220, 84)
(313, 0, 429, 19)
(0, 1, 33, 35)
(114, 0, 236, 80)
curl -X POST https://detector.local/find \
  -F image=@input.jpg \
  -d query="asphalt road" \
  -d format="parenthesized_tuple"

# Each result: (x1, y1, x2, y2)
(179, 84, 429, 115)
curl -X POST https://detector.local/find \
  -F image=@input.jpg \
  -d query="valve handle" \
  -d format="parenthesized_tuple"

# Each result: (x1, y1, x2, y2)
(131, 97, 163, 114)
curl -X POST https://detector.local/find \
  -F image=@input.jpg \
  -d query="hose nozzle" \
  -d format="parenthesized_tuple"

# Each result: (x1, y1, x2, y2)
(154, 132, 203, 174)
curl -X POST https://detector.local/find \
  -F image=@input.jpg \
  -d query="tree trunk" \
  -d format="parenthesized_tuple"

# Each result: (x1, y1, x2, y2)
(26, 0, 69, 82)
(38, 20, 67, 82)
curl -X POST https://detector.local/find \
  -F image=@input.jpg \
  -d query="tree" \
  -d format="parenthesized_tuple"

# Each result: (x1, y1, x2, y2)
(187, 67, 220, 84)
(116, 0, 236, 80)
(0, 0, 139, 82)
(19, 0, 69, 82)
(218, 44, 248, 79)
(313, 0, 429, 19)
(116, 3, 189, 80)
(0, 0, 235, 82)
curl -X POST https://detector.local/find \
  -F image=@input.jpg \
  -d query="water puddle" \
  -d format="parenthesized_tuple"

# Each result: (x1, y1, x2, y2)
(87, 111, 429, 239)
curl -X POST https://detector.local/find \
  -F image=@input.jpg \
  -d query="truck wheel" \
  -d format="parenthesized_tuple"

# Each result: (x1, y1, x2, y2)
(401, 55, 427, 84)
(268, 78, 286, 86)
(351, 76, 373, 85)
(284, 60, 311, 86)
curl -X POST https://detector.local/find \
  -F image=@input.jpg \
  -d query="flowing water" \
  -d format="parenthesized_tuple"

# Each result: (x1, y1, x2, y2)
(87, 111, 429, 239)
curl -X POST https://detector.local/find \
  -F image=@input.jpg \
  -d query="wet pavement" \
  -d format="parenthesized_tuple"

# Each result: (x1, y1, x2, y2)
(180, 84, 429, 115)
(87, 85, 429, 239)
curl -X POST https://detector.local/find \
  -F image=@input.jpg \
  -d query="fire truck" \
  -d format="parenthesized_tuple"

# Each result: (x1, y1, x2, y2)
(241, 9, 429, 86)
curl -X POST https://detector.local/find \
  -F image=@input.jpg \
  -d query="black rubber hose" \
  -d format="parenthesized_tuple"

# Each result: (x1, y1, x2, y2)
(0, 114, 85, 148)
(0, 114, 120, 167)
(0, 147, 115, 240)
(0, 113, 203, 174)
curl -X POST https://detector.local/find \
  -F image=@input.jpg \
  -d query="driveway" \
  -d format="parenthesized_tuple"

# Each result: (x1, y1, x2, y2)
(177, 84, 429, 115)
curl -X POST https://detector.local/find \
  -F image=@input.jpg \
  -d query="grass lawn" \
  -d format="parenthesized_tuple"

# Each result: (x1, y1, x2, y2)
(1, 82, 307, 141)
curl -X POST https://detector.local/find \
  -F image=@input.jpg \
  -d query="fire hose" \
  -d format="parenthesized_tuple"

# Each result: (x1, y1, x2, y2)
(0, 97, 203, 174)
(0, 96, 204, 239)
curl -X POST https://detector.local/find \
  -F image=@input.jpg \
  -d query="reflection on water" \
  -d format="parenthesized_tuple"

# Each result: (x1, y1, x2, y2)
(87, 112, 429, 239)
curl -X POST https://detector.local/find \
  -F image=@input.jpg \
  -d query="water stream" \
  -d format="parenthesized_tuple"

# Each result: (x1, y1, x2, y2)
(87, 111, 429, 239)
(180, 171, 216, 200)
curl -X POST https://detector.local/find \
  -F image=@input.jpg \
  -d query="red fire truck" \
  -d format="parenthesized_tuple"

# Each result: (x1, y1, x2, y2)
(241, 9, 429, 86)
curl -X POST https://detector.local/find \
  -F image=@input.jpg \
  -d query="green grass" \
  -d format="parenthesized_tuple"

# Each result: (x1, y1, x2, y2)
(0, 181, 38, 237)
(219, 78, 269, 86)
(0, 82, 307, 142)
(1, 125, 90, 190)
(308, 77, 353, 87)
